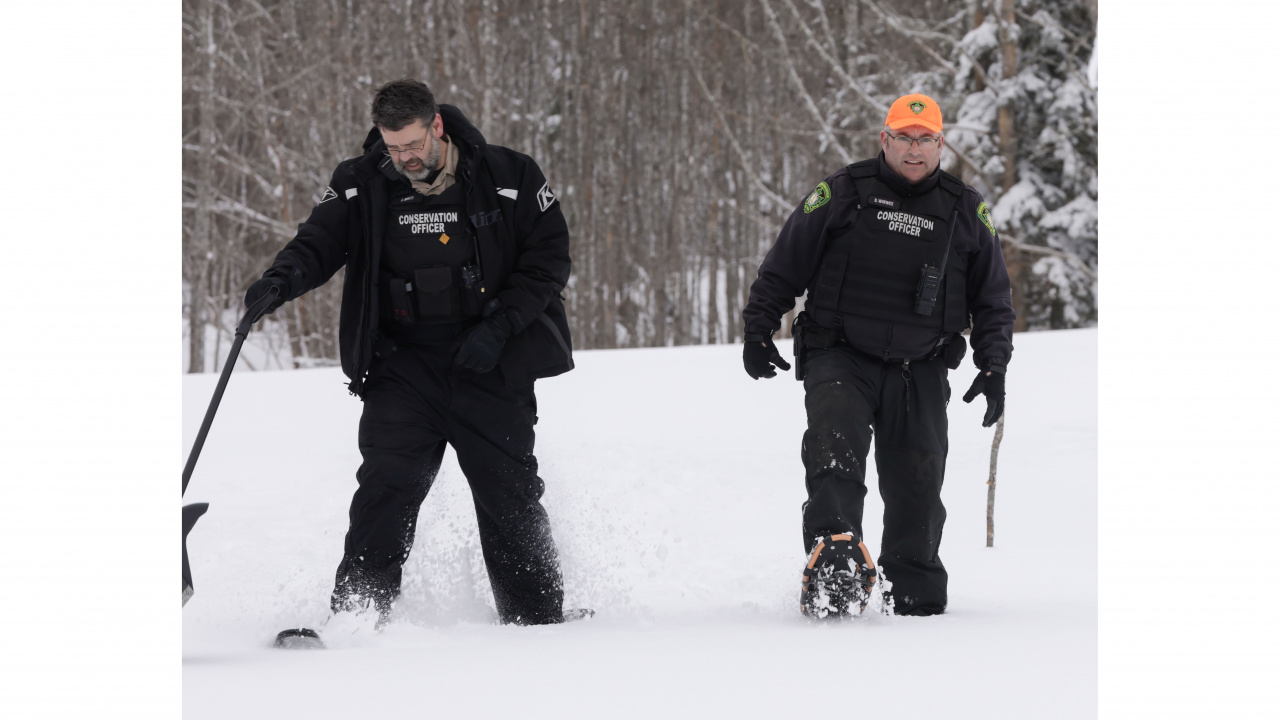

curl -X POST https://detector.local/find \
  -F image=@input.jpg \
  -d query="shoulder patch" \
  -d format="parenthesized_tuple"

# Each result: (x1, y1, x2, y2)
(318, 186, 338, 204)
(803, 182, 831, 214)
(977, 201, 996, 236)
(537, 181, 557, 212)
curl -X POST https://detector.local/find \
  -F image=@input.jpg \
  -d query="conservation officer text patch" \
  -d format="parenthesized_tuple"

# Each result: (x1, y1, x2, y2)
(874, 209, 936, 238)
(399, 211, 458, 235)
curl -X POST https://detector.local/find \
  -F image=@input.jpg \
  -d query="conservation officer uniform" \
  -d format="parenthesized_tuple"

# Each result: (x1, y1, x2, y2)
(247, 100, 574, 625)
(742, 94, 1015, 617)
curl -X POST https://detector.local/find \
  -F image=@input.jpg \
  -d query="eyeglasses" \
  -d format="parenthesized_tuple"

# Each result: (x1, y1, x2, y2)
(885, 132, 942, 149)
(385, 136, 431, 157)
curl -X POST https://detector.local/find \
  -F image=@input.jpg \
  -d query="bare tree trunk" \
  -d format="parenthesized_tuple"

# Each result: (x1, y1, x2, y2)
(1003, 239, 1028, 333)
(986, 410, 1005, 548)
(994, 0, 1025, 329)
(972, 0, 986, 92)
(997, 0, 1018, 195)
(188, 3, 218, 374)
(706, 206, 720, 343)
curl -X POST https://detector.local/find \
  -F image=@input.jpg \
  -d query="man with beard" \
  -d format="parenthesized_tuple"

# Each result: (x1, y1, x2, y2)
(741, 94, 1015, 618)
(244, 78, 576, 626)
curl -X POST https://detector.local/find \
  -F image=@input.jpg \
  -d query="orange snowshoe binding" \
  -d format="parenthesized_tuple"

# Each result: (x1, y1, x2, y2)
(801, 534, 877, 619)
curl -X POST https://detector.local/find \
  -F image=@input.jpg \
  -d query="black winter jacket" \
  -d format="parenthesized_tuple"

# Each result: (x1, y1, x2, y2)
(261, 105, 574, 395)
(743, 153, 1015, 369)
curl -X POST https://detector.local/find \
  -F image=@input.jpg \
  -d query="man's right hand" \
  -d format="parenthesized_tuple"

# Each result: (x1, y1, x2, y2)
(962, 366, 1006, 427)
(244, 274, 288, 315)
(743, 331, 792, 379)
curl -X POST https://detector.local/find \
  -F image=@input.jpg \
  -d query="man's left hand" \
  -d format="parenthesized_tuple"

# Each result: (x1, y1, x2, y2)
(455, 315, 513, 373)
(743, 331, 792, 380)
(962, 366, 1005, 427)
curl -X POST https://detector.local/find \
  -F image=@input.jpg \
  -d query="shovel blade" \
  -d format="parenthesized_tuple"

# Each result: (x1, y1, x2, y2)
(182, 503, 209, 607)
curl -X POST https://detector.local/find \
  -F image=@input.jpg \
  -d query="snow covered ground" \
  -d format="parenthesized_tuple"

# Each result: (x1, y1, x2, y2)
(182, 328, 1096, 719)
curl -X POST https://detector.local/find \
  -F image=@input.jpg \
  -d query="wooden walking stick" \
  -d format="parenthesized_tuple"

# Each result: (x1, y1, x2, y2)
(986, 411, 1005, 548)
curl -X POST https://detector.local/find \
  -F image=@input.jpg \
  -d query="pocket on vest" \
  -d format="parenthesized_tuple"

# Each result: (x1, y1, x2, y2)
(412, 266, 454, 318)
(811, 251, 848, 310)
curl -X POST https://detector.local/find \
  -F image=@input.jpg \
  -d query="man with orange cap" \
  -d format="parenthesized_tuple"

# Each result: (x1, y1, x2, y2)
(741, 93, 1015, 618)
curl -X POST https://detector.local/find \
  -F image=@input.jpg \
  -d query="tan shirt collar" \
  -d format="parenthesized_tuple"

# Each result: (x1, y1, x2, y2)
(409, 135, 458, 198)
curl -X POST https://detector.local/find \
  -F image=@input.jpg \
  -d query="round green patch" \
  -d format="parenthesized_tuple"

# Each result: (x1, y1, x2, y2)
(909, 101, 926, 115)
(804, 181, 831, 214)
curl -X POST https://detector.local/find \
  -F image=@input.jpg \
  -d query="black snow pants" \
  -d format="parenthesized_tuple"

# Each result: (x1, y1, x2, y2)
(800, 345, 950, 616)
(331, 340, 563, 625)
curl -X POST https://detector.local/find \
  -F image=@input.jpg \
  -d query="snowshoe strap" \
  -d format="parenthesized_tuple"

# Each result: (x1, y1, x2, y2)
(802, 534, 877, 589)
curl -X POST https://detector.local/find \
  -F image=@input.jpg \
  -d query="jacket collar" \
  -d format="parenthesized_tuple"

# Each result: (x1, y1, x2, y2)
(439, 104, 486, 151)
(876, 151, 940, 198)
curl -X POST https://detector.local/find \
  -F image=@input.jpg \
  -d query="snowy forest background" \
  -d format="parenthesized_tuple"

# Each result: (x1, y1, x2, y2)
(182, 0, 1097, 372)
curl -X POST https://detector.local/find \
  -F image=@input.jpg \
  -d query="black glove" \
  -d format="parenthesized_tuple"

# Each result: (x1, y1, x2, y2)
(743, 331, 791, 379)
(962, 365, 1006, 427)
(456, 313, 513, 373)
(244, 274, 288, 316)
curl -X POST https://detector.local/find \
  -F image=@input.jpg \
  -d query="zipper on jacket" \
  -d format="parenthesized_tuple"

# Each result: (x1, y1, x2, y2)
(925, 210, 961, 358)
(462, 152, 490, 300)
(349, 186, 373, 396)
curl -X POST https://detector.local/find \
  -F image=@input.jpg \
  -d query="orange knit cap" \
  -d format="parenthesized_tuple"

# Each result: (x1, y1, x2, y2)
(884, 93, 944, 134)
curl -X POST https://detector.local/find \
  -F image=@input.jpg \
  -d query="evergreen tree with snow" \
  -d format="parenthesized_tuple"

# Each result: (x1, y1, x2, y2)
(950, 0, 1097, 330)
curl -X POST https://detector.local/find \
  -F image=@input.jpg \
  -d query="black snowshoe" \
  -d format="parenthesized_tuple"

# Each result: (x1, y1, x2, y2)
(273, 608, 595, 649)
(800, 534, 877, 619)
(273, 627, 325, 650)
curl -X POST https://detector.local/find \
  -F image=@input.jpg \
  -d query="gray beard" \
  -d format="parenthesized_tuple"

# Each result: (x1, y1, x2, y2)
(393, 135, 442, 181)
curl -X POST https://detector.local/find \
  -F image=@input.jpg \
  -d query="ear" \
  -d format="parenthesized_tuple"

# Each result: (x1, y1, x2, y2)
(432, 113, 444, 138)
(879, 131, 889, 150)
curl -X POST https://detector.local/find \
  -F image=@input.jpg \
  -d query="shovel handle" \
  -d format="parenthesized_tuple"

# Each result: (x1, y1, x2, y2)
(182, 286, 281, 496)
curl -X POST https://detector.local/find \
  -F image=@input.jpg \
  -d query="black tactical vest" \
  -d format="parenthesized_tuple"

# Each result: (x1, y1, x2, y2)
(379, 181, 483, 332)
(807, 161, 968, 334)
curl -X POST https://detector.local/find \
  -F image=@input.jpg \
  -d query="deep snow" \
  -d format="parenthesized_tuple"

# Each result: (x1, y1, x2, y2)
(182, 328, 1096, 718)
